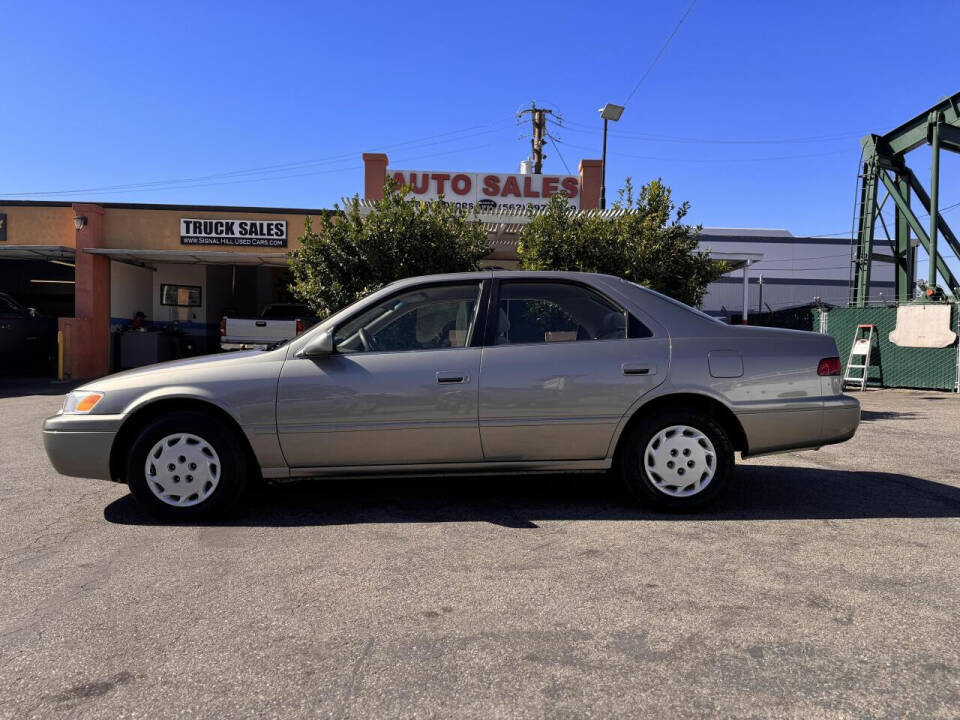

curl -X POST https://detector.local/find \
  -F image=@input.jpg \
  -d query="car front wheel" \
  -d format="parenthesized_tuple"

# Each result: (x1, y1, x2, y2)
(125, 412, 249, 521)
(619, 410, 734, 512)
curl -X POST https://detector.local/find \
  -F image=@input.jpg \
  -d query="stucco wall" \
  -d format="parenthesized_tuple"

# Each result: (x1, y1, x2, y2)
(103, 207, 313, 254)
(0, 205, 76, 246)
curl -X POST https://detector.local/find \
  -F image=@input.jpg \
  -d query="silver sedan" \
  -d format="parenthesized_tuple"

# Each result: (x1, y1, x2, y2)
(43, 271, 860, 519)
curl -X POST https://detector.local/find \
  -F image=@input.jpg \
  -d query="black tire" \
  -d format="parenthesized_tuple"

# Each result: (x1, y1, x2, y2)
(618, 410, 734, 512)
(125, 411, 250, 521)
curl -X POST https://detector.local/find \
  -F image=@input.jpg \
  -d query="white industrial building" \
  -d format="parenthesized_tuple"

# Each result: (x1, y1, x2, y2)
(698, 228, 895, 322)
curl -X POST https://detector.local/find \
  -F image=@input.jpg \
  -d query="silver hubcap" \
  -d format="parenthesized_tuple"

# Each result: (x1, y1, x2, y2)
(643, 424, 716, 497)
(144, 433, 221, 507)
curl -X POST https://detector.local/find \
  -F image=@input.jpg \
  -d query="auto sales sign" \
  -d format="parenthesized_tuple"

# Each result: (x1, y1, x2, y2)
(390, 170, 580, 212)
(180, 218, 287, 248)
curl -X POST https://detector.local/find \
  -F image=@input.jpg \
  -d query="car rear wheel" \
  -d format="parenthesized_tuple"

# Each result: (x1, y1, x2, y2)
(619, 410, 734, 512)
(125, 412, 249, 521)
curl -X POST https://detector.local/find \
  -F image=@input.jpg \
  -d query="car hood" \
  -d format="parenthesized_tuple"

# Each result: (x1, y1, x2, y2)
(77, 349, 281, 394)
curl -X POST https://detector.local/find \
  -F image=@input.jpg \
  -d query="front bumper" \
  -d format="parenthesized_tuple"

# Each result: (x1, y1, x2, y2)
(42, 414, 123, 481)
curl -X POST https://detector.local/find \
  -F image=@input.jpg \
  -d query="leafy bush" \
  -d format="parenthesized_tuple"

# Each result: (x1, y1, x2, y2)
(289, 180, 490, 316)
(517, 178, 726, 307)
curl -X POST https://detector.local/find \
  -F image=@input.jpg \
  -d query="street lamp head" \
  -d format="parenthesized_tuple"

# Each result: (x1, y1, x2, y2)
(599, 103, 625, 122)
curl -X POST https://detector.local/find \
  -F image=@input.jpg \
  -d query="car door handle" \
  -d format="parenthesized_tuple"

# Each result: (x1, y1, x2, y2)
(436, 371, 469, 384)
(622, 363, 656, 376)
(255, 320, 267, 327)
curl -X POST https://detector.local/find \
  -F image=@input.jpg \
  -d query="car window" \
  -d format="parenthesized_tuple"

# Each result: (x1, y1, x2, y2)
(494, 282, 651, 345)
(335, 283, 482, 354)
(626, 281, 724, 324)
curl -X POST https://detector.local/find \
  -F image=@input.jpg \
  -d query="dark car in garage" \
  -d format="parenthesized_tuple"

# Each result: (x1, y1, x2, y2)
(0, 291, 57, 375)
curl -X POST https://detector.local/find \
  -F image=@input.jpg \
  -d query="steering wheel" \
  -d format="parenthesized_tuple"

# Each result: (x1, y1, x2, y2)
(358, 327, 374, 352)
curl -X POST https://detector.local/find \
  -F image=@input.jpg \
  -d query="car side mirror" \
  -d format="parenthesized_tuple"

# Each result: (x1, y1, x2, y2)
(297, 329, 334, 358)
(28, 307, 39, 318)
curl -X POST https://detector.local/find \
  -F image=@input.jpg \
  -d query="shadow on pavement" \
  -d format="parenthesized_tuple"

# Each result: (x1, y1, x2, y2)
(103, 464, 960, 528)
(859, 409, 919, 422)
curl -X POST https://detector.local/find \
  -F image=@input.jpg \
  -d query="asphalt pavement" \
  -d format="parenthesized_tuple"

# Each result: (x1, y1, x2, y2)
(1, 381, 958, 718)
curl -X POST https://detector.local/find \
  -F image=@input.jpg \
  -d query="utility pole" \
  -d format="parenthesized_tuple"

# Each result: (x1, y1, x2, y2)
(517, 101, 554, 174)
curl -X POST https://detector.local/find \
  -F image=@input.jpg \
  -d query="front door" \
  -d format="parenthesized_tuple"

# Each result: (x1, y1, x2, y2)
(277, 281, 486, 468)
(478, 280, 668, 461)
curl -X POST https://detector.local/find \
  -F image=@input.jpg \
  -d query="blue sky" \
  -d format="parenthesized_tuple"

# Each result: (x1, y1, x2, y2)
(2, 0, 960, 249)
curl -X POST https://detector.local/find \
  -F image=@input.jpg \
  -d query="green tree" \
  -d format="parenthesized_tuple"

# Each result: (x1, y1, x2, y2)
(517, 178, 726, 307)
(289, 179, 490, 316)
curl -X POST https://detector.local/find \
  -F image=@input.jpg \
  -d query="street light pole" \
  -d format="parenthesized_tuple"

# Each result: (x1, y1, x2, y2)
(598, 104, 624, 211)
(600, 117, 608, 210)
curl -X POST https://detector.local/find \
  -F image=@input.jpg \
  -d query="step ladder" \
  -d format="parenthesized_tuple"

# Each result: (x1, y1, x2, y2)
(843, 324, 875, 391)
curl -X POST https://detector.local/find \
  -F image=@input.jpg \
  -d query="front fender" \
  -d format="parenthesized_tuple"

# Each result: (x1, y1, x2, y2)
(115, 386, 288, 479)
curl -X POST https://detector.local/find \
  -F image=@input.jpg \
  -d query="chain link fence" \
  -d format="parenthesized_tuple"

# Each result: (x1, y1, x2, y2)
(813, 304, 960, 391)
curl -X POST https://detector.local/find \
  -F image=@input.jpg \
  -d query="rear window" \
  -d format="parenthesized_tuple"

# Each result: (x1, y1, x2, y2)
(494, 281, 652, 345)
(627, 281, 724, 324)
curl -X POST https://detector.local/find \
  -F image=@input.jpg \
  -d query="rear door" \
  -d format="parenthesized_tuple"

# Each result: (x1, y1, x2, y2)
(478, 279, 668, 461)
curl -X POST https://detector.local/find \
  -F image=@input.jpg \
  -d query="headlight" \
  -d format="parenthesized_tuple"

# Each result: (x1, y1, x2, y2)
(61, 391, 105, 414)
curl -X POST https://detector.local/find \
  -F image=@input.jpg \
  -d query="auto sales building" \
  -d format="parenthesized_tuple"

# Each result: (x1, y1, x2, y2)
(0, 152, 891, 380)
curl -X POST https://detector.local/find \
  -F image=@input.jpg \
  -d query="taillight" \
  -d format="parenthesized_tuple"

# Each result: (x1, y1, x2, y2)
(295, 319, 305, 335)
(817, 357, 842, 376)
(219, 317, 226, 337)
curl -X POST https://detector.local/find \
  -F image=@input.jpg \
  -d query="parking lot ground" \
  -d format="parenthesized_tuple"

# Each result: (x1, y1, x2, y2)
(1, 385, 959, 718)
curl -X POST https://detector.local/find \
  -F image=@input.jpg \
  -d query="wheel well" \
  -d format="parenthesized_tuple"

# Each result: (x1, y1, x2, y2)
(615, 393, 748, 459)
(109, 398, 261, 482)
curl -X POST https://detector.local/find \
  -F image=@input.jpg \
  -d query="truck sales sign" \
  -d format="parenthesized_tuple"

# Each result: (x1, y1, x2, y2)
(179, 219, 287, 248)
(389, 170, 580, 211)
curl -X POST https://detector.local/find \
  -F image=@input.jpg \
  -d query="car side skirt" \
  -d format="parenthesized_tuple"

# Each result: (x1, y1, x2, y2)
(275, 459, 612, 482)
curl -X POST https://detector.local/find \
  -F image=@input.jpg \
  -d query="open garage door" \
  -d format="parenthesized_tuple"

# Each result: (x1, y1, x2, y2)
(0, 246, 75, 375)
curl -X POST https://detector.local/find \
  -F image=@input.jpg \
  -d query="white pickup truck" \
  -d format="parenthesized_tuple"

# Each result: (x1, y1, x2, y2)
(219, 303, 318, 351)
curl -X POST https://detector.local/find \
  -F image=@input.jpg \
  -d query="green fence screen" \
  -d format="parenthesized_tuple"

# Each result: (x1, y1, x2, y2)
(813, 304, 959, 391)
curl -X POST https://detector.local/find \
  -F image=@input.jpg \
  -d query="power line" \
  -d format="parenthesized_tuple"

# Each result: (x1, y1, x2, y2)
(546, 133, 572, 174)
(557, 139, 855, 163)
(557, 121, 866, 145)
(807, 198, 960, 238)
(0, 123, 516, 197)
(623, 0, 699, 106)
(1, 140, 504, 198)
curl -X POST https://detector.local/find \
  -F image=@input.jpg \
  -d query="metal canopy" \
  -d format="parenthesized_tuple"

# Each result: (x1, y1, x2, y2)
(84, 248, 289, 268)
(0, 245, 75, 261)
(710, 251, 764, 272)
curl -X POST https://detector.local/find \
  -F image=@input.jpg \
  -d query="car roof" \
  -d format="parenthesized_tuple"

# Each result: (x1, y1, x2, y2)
(388, 270, 623, 286)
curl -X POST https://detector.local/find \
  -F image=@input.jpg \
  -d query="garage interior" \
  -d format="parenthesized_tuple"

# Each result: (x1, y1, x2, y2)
(100, 252, 296, 369)
(0, 246, 76, 375)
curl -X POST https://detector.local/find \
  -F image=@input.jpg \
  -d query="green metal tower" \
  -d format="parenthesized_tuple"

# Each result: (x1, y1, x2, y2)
(852, 91, 960, 305)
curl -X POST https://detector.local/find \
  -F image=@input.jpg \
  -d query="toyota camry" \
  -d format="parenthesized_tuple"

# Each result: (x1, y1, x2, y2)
(43, 271, 860, 520)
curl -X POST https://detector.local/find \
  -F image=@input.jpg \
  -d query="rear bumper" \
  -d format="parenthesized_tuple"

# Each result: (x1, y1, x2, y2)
(821, 394, 861, 446)
(42, 414, 120, 480)
(738, 395, 860, 457)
